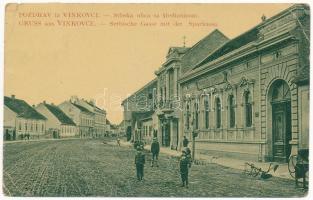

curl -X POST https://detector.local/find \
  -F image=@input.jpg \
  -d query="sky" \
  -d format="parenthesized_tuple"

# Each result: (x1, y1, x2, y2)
(4, 3, 292, 124)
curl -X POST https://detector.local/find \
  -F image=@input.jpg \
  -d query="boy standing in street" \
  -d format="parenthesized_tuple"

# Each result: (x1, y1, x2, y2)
(179, 149, 191, 188)
(135, 145, 145, 181)
(150, 137, 160, 167)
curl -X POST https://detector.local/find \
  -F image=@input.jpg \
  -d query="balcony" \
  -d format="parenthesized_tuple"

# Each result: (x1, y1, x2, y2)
(157, 99, 181, 114)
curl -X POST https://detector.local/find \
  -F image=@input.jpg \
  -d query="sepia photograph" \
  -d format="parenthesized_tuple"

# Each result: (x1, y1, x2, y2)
(1, 1, 310, 198)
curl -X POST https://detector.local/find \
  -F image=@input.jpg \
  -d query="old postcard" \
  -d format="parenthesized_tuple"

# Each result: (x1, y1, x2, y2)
(2, 2, 310, 197)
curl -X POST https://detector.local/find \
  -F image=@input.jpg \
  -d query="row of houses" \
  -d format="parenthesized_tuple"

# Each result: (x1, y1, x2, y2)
(3, 95, 116, 140)
(121, 4, 310, 162)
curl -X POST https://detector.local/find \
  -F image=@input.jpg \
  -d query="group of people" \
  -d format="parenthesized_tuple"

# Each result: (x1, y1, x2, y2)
(134, 136, 192, 188)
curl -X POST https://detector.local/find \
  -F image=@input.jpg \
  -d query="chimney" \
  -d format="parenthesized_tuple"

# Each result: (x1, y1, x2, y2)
(89, 99, 95, 106)
(11, 95, 15, 99)
(70, 95, 78, 103)
(43, 100, 46, 104)
(261, 14, 266, 22)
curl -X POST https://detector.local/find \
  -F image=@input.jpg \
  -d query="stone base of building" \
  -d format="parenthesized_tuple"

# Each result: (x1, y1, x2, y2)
(194, 141, 267, 163)
(196, 149, 261, 163)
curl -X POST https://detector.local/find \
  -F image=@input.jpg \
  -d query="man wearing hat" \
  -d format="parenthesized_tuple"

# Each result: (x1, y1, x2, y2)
(150, 137, 160, 167)
(179, 149, 191, 188)
(135, 145, 145, 181)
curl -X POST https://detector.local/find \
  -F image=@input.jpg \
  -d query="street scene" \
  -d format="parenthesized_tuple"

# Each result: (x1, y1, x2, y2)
(3, 3, 310, 198)
(3, 138, 306, 197)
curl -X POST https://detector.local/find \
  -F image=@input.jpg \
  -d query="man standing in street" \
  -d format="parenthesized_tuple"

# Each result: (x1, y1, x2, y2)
(150, 137, 160, 167)
(183, 136, 189, 147)
(135, 145, 145, 181)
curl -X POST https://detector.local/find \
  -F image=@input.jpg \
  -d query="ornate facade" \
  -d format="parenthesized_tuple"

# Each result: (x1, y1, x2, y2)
(122, 4, 309, 162)
(179, 4, 309, 162)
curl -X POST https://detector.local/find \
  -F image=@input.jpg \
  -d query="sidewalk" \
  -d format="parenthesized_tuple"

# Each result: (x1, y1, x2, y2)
(118, 140, 293, 180)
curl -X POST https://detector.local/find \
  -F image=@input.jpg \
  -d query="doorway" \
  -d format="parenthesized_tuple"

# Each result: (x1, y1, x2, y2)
(162, 122, 171, 147)
(271, 80, 291, 162)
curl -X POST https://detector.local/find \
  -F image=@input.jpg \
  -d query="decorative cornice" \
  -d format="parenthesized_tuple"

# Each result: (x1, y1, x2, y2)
(179, 32, 294, 84)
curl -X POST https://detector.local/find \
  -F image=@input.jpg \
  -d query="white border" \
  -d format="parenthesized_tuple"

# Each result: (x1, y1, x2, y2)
(0, 1, 312, 200)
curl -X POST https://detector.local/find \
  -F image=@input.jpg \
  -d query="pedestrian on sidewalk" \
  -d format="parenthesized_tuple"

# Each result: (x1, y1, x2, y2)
(183, 136, 189, 147)
(150, 137, 160, 167)
(179, 149, 191, 188)
(135, 145, 145, 181)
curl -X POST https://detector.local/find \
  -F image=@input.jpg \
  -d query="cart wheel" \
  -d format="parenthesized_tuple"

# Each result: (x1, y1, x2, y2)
(288, 155, 297, 178)
(251, 168, 260, 177)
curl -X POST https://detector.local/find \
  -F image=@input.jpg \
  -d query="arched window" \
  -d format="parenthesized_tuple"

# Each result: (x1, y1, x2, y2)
(215, 98, 221, 128)
(204, 95, 210, 129)
(244, 91, 252, 127)
(229, 95, 236, 128)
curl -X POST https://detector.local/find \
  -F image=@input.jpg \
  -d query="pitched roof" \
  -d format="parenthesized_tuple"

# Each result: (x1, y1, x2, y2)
(44, 103, 76, 126)
(121, 78, 157, 105)
(71, 102, 94, 115)
(180, 29, 229, 73)
(4, 96, 46, 120)
(85, 101, 106, 114)
(193, 4, 310, 70)
(194, 28, 259, 69)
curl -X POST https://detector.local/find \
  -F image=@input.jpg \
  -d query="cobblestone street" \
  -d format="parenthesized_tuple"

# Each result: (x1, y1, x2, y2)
(3, 139, 307, 197)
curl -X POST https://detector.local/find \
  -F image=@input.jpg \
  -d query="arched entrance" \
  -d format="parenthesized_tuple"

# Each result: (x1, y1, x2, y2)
(270, 79, 292, 162)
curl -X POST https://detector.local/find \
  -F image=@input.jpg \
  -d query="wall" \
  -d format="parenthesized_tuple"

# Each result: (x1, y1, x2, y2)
(4, 106, 17, 128)
(35, 103, 61, 130)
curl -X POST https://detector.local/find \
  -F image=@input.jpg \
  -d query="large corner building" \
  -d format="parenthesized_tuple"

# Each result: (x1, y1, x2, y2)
(121, 4, 310, 162)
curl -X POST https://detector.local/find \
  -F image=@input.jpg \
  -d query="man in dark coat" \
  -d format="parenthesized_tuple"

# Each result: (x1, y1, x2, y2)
(179, 149, 191, 188)
(150, 137, 160, 167)
(135, 145, 145, 181)
(183, 136, 189, 147)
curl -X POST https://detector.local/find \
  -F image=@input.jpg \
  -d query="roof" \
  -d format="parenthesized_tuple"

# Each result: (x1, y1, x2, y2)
(85, 101, 106, 114)
(71, 102, 94, 115)
(193, 4, 309, 70)
(121, 78, 157, 105)
(44, 103, 76, 126)
(180, 29, 229, 73)
(194, 28, 259, 69)
(178, 4, 310, 84)
(4, 96, 46, 120)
